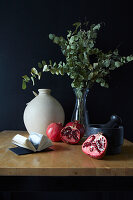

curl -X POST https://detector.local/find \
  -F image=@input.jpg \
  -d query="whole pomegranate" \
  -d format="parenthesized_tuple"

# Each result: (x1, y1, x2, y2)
(46, 122, 63, 142)
(60, 121, 85, 144)
(82, 133, 107, 159)
(65, 120, 85, 138)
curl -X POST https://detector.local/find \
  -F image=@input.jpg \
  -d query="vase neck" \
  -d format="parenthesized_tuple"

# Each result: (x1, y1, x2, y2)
(73, 88, 89, 100)
(38, 89, 51, 95)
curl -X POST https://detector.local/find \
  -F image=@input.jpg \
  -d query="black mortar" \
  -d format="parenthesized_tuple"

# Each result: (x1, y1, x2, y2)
(86, 115, 124, 155)
(88, 125, 124, 155)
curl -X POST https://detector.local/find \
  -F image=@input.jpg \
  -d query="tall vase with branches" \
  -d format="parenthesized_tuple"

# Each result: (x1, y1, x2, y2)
(22, 22, 133, 135)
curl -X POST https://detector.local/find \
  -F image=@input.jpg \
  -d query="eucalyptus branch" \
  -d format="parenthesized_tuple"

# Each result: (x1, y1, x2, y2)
(22, 22, 133, 93)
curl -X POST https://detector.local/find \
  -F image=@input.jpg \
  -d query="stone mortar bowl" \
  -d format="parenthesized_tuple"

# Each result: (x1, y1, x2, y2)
(87, 125, 124, 155)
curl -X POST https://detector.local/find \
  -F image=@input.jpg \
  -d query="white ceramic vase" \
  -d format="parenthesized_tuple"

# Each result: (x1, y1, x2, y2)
(23, 89, 65, 135)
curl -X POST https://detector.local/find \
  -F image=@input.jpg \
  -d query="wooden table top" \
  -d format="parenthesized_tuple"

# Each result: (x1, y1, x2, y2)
(0, 131, 133, 176)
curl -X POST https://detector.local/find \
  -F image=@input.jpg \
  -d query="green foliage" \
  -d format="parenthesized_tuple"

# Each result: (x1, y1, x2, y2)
(22, 22, 133, 91)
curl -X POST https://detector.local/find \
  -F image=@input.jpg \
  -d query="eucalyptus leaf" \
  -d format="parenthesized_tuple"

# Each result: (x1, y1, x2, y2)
(31, 68, 38, 75)
(59, 68, 64, 75)
(127, 56, 133, 62)
(55, 69, 59, 75)
(31, 76, 35, 86)
(71, 45, 76, 49)
(22, 75, 30, 82)
(53, 37, 59, 44)
(104, 59, 111, 67)
(113, 49, 119, 56)
(38, 72, 41, 80)
(42, 60, 46, 66)
(69, 36, 75, 43)
(38, 62, 43, 68)
(100, 82, 105, 87)
(93, 24, 101, 31)
(31, 72, 36, 78)
(49, 34, 55, 40)
(22, 80, 26, 89)
(67, 31, 72, 38)
(96, 78, 101, 83)
(115, 61, 122, 68)
(49, 60, 52, 66)
(88, 72, 93, 80)
(93, 63, 98, 68)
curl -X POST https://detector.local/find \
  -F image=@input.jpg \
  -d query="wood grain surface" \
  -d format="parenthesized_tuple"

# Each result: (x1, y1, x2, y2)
(0, 131, 133, 176)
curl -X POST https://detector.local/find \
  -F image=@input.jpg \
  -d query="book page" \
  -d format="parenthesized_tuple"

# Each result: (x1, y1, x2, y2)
(37, 135, 53, 151)
(29, 132, 43, 150)
(38, 140, 53, 151)
(29, 133, 53, 152)
(12, 134, 36, 152)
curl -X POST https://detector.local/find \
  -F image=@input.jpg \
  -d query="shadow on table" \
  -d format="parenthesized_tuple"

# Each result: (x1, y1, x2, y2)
(104, 145, 133, 161)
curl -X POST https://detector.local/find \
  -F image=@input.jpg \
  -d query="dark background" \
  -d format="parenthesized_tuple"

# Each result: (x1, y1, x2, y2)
(0, 0, 133, 141)
(0, 0, 133, 199)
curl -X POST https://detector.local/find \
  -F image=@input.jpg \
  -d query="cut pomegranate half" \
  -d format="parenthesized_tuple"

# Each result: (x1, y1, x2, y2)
(82, 133, 107, 159)
(66, 120, 85, 138)
(61, 126, 81, 144)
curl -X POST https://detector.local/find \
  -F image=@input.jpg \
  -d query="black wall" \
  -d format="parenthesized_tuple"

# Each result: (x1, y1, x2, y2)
(0, 0, 133, 141)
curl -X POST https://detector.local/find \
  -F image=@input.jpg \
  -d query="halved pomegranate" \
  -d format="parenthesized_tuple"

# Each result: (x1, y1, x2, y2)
(61, 126, 81, 144)
(65, 120, 85, 138)
(82, 133, 107, 159)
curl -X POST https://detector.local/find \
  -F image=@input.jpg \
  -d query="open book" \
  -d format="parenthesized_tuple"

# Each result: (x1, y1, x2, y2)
(12, 132, 53, 152)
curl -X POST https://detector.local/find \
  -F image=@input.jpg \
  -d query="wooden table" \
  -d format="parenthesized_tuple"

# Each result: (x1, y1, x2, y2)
(0, 130, 133, 191)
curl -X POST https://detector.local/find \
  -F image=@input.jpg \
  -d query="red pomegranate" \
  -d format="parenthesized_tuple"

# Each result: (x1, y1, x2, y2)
(82, 133, 107, 159)
(61, 126, 81, 144)
(46, 122, 63, 142)
(65, 120, 85, 138)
